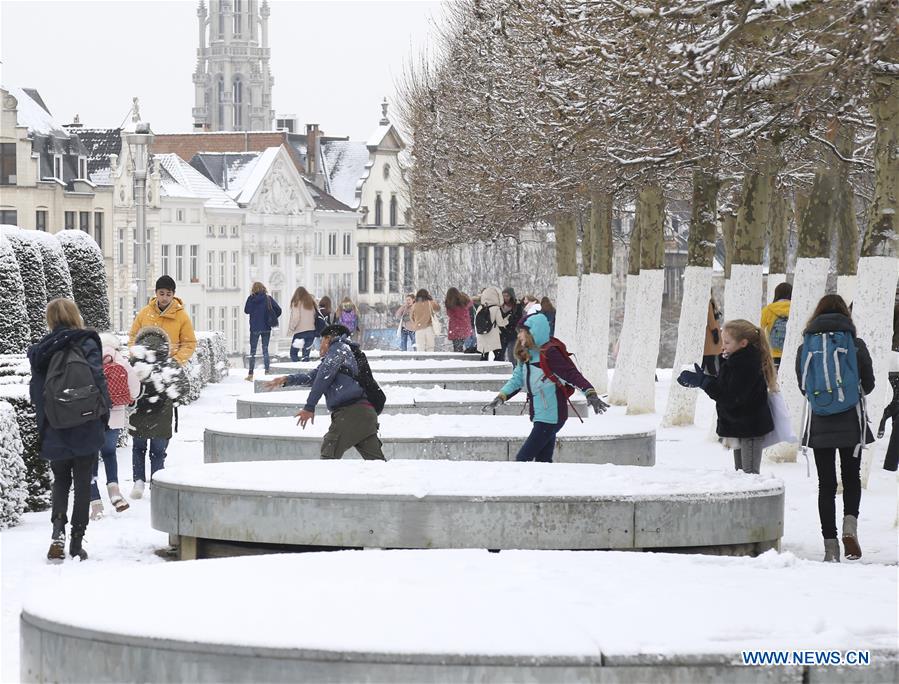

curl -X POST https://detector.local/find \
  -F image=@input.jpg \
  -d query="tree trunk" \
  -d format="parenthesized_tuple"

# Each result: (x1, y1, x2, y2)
(608, 202, 643, 405)
(767, 192, 788, 302)
(554, 214, 580, 347)
(664, 168, 719, 426)
(856, 73, 899, 487)
(576, 192, 614, 392)
(834, 126, 859, 302)
(721, 211, 736, 279)
(627, 184, 665, 414)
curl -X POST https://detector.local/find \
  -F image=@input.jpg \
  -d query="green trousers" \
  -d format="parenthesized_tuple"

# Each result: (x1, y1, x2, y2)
(321, 402, 385, 461)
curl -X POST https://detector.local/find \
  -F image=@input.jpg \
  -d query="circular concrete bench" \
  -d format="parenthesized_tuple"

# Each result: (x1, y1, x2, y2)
(236, 388, 587, 419)
(23, 550, 897, 683)
(203, 414, 656, 466)
(151, 460, 784, 558)
(254, 373, 508, 393)
(268, 359, 512, 376)
(289, 350, 476, 362)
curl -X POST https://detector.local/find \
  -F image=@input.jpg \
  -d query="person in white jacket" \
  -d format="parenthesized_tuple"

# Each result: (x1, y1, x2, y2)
(90, 333, 141, 519)
(475, 286, 508, 361)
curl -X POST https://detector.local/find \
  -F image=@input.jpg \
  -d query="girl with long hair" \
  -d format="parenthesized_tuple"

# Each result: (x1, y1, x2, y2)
(410, 288, 441, 352)
(286, 286, 318, 362)
(244, 281, 282, 377)
(444, 287, 473, 352)
(338, 296, 361, 343)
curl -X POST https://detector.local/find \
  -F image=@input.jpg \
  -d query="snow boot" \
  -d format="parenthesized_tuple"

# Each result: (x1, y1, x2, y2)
(842, 515, 862, 560)
(47, 520, 66, 563)
(823, 538, 840, 563)
(107, 483, 130, 512)
(245, 373, 254, 381)
(90, 499, 104, 521)
(69, 530, 88, 561)
(131, 479, 145, 499)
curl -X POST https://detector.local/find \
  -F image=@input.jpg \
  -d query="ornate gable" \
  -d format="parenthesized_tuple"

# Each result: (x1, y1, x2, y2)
(247, 149, 315, 216)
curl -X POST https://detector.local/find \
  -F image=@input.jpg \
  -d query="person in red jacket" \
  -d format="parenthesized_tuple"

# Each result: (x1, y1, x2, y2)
(444, 287, 474, 352)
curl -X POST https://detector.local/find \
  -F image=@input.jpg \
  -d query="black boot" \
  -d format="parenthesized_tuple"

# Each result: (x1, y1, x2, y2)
(69, 528, 88, 561)
(47, 518, 66, 563)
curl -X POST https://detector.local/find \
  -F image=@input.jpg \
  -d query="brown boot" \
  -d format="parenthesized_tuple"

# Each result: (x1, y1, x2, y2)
(47, 520, 66, 563)
(842, 515, 862, 560)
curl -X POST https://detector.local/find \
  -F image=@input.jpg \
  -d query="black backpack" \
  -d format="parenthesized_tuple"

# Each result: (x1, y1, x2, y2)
(475, 305, 495, 335)
(44, 345, 105, 429)
(345, 343, 386, 414)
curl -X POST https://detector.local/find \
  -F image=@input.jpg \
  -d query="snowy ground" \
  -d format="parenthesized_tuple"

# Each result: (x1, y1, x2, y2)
(2, 368, 897, 681)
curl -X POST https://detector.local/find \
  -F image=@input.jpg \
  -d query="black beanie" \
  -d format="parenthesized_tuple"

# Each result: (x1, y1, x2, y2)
(155, 275, 176, 292)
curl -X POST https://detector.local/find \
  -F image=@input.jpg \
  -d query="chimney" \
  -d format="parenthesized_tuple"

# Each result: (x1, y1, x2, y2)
(66, 114, 82, 129)
(305, 123, 319, 177)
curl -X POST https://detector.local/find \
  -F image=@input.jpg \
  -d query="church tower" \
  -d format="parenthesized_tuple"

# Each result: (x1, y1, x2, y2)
(192, 0, 274, 131)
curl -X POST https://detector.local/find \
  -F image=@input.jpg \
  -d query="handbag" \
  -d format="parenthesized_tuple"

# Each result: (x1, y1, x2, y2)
(761, 391, 797, 449)
(430, 311, 443, 336)
(266, 296, 280, 329)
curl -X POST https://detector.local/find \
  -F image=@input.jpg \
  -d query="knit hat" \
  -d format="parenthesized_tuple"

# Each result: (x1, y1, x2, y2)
(320, 324, 351, 339)
(155, 275, 176, 292)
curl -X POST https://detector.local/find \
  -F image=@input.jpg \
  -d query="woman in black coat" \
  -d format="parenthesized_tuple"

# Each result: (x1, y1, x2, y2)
(28, 298, 110, 562)
(499, 287, 523, 363)
(795, 295, 875, 563)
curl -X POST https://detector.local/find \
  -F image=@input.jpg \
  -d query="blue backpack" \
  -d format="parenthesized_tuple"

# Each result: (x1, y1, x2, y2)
(768, 315, 788, 354)
(800, 330, 860, 416)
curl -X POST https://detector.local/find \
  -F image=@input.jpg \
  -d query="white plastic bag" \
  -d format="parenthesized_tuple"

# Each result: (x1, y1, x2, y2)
(761, 391, 797, 449)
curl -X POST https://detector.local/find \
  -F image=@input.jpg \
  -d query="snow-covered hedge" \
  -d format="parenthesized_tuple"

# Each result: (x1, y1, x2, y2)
(25, 229, 73, 302)
(55, 230, 111, 330)
(0, 227, 47, 342)
(174, 332, 228, 405)
(0, 400, 27, 529)
(0, 385, 50, 512)
(0, 235, 31, 353)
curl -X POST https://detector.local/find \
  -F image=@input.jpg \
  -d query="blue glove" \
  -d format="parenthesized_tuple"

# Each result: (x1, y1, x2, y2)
(677, 363, 707, 389)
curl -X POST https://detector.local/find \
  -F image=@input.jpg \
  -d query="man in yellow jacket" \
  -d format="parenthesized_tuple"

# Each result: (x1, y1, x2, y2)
(760, 282, 792, 367)
(127, 275, 196, 498)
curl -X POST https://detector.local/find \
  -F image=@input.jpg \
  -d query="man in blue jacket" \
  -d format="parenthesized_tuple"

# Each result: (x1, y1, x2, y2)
(263, 325, 384, 460)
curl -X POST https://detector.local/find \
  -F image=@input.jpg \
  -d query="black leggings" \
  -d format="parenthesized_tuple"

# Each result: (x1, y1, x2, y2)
(813, 447, 861, 539)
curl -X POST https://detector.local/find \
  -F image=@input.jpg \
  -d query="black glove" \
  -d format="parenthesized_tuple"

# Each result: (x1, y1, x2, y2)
(585, 391, 609, 414)
(677, 363, 707, 389)
(481, 395, 504, 413)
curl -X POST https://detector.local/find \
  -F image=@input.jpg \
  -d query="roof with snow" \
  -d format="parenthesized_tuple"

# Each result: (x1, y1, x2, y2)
(320, 140, 371, 210)
(71, 128, 122, 184)
(157, 153, 239, 210)
(2, 85, 70, 138)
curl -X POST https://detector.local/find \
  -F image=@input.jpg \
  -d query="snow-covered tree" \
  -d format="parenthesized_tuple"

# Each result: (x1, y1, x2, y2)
(0, 386, 50, 512)
(0, 235, 30, 353)
(0, 226, 48, 342)
(55, 230, 111, 330)
(26, 230, 73, 302)
(0, 400, 27, 529)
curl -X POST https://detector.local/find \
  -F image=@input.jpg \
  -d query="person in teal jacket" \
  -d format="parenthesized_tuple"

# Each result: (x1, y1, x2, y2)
(483, 312, 608, 461)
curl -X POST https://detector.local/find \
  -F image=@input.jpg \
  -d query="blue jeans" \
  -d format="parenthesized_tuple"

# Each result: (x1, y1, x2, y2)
(400, 329, 416, 351)
(514, 418, 567, 462)
(248, 331, 271, 374)
(91, 428, 120, 500)
(463, 333, 477, 350)
(132, 436, 169, 482)
(290, 331, 317, 362)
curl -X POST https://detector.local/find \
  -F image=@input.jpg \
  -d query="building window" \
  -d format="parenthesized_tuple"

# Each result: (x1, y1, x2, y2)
(217, 75, 225, 128)
(233, 0, 242, 35)
(219, 306, 226, 334)
(358, 249, 368, 294)
(35, 210, 47, 231)
(231, 307, 239, 352)
(249, 252, 256, 267)
(93, 212, 103, 245)
(219, 251, 226, 288)
(271, 252, 279, 267)
(314, 274, 323, 296)
(190, 245, 199, 281)
(118, 297, 125, 331)
(172, 245, 183, 281)
(64, 211, 75, 230)
(314, 232, 322, 256)
(207, 224, 215, 237)
(389, 246, 399, 293)
(403, 247, 414, 291)
(231, 225, 239, 237)
(79, 211, 90, 233)
(0, 209, 17, 224)
(328, 273, 339, 296)
(118, 228, 125, 265)
(207, 251, 214, 286)
(53, 155, 63, 180)
(207, 306, 215, 329)
(390, 195, 398, 227)
(161, 245, 170, 275)
(231, 251, 239, 287)
(218, 225, 227, 237)
(233, 77, 243, 129)
(176, 209, 185, 222)
(0, 143, 16, 185)
(374, 194, 382, 226)
(373, 245, 384, 293)
(328, 232, 337, 256)
(383, 163, 390, 180)
(295, 252, 301, 266)
(77, 156, 87, 180)
(191, 304, 200, 326)
(342, 232, 352, 256)
(342, 273, 352, 297)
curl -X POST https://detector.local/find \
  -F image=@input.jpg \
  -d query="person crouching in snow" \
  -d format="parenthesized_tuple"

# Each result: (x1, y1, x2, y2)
(482, 312, 608, 462)
(677, 319, 776, 475)
(263, 324, 386, 461)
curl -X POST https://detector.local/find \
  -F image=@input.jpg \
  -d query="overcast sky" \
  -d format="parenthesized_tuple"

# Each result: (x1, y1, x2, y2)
(1, 0, 443, 140)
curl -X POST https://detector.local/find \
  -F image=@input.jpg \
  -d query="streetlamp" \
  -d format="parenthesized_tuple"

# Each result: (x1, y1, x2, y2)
(126, 122, 154, 311)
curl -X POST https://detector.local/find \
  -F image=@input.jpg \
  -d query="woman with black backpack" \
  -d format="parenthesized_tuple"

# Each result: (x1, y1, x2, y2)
(28, 298, 111, 562)
(796, 294, 875, 562)
(244, 282, 282, 379)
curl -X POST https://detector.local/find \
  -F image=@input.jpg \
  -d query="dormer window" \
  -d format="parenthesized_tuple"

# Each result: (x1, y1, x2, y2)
(53, 155, 63, 180)
(77, 156, 87, 180)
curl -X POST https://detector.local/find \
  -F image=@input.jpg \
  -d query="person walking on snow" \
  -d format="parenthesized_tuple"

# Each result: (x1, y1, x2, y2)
(795, 294, 875, 563)
(445, 287, 474, 353)
(244, 282, 282, 378)
(395, 293, 417, 351)
(128, 275, 196, 499)
(262, 325, 385, 461)
(483, 313, 608, 462)
(285, 286, 317, 364)
(29, 298, 111, 562)
(760, 282, 792, 368)
(475, 286, 507, 361)
(677, 319, 776, 475)
(89, 332, 141, 520)
(410, 288, 441, 352)
(499, 287, 524, 363)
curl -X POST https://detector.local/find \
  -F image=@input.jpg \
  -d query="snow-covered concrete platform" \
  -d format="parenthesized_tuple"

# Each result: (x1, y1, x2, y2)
(21, 550, 896, 683)
(150, 461, 784, 558)
(237, 387, 587, 418)
(204, 414, 656, 465)
(253, 373, 507, 393)
(296, 350, 476, 362)
(268, 359, 512, 376)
